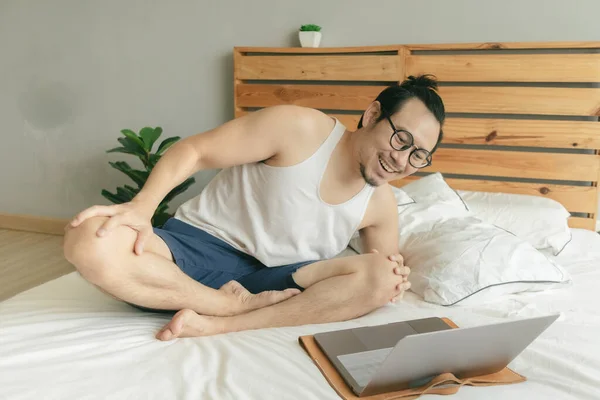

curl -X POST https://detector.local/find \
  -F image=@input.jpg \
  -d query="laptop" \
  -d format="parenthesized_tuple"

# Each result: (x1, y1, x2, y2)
(313, 314, 559, 397)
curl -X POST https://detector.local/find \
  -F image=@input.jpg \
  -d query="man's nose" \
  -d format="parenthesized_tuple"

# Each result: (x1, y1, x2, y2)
(390, 150, 409, 171)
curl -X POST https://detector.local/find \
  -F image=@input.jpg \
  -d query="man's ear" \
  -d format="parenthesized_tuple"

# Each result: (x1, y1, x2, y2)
(362, 101, 382, 128)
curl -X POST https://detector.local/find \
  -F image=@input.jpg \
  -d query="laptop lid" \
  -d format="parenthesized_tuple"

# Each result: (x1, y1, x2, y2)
(359, 314, 559, 397)
(313, 317, 452, 394)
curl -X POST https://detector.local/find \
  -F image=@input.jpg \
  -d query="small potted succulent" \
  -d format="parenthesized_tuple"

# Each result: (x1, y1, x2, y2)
(299, 24, 322, 48)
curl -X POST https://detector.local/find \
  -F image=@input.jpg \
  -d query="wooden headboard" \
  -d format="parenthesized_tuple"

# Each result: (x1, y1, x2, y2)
(233, 42, 600, 230)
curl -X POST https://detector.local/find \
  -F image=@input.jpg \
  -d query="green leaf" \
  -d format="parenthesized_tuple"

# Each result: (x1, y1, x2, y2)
(140, 127, 162, 152)
(148, 154, 161, 169)
(120, 129, 146, 149)
(116, 187, 135, 203)
(123, 184, 140, 197)
(155, 203, 169, 215)
(156, 137, 180, 155)
(109, 161, 149, 188)
(101, 189, 126, 204)
(108, 160, 132, 170)
(117, 137, 146, 158)
(300, 24, 321, 31)
(161, 177, 195, 205)
(106, 147, 137, 155)
(152, 211, 171, 228)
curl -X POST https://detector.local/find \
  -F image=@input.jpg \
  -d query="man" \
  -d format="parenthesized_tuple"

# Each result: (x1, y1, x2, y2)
(63, 74, 445, 340)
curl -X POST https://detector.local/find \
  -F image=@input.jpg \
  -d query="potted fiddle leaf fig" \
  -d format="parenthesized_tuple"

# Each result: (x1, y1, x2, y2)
(299, 24, 322, 48)
(102, 127, 195, 228)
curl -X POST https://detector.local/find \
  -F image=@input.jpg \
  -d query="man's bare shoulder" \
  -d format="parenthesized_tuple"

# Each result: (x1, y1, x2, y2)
(262, 105, 334, 136)
(372, 184, 397, 211)
(362, 184, 398, 229)
(261, 105, 336, 166)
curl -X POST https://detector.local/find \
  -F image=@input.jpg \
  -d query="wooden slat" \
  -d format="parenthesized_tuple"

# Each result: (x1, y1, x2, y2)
(234, 111, 600, 149)
(424, 148, 600, 181)
(595, 149, 600, 221)
(235, 43, 600, 54)
(330, 114, 362, 130)
(237, 84, 600, 116)
(443, 118, 600, 149)
(236, 55, 399, 81)
(236, 84, 384, 110)
(406, 41, 600, 51)
(568, 217, 596, 230)
(407, 54, 600, 83)
(233, 49, 243, 117)
(398, 46, 408, 83)
(235, 45, 401, 54)
(439, 86, 600, 116)
(393, 177, 598, 214)
(237, 109, 362, 130)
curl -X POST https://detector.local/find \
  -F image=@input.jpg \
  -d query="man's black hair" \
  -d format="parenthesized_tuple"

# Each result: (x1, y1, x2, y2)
(358, 74, 445, 152)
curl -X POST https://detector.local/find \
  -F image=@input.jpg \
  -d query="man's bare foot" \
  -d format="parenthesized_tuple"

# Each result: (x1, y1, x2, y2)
(218, 281, 300, 316)
(156, 283, 302, 340)
(156, 309, 225, 340)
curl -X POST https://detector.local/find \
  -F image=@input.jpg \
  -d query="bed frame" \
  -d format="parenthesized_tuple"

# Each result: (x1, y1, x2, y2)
(233, 42, 600, 230)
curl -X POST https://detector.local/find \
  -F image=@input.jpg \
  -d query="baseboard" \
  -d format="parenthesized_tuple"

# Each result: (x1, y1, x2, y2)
(0, 213, 70, 236)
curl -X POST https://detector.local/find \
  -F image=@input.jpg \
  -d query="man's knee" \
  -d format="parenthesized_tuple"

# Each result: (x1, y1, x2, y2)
(63, 216, 124, 284)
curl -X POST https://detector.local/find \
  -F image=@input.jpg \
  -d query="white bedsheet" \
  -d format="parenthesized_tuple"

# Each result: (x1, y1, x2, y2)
(1, 230, 600, 400)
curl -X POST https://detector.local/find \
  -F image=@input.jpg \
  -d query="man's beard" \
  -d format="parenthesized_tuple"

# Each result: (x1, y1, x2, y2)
(359, 163, 379, 187)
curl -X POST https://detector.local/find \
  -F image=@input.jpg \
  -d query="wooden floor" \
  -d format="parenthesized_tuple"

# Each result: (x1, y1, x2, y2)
(0, 229, 74, 301)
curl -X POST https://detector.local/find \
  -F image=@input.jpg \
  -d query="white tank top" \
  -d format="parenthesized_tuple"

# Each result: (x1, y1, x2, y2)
(175, 118, 375, 267)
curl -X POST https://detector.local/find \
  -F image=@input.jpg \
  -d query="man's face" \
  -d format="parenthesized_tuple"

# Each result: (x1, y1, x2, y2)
(359, 98, 440, 187)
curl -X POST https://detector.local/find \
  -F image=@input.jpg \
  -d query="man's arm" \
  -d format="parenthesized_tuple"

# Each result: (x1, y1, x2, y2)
(358, 185, 400, 256)
(133, 105, 307, 212)
(359, 185, 410, 302)
(69, 105, 321, 250)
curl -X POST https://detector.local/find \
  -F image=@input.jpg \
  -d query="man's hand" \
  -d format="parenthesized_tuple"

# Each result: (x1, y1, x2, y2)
(370, 249, 411, 303)
(66, 200, 155, 256)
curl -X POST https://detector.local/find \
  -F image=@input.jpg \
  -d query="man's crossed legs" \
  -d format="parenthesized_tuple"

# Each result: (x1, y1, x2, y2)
(63, 217, 410, 340)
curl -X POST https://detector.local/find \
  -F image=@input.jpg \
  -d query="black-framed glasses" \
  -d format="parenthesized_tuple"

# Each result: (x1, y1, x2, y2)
(384, 114, 432, 169)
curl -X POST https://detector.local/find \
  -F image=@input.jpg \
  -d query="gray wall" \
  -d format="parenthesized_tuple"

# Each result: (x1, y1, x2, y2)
(1, 0, 599, 219)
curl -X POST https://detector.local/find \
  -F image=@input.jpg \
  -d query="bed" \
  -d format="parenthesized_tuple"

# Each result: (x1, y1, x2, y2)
(2, 41, 600, 400)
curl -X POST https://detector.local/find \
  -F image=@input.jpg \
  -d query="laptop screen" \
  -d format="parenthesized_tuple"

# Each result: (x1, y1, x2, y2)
(337, 347, 393, 387)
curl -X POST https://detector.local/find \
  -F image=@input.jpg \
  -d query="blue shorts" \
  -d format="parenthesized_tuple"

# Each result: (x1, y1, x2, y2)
(152, 218, 317, 294)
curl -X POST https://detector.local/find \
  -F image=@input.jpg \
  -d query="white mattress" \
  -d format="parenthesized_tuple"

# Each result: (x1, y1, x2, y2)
(1, 229, 600, 400)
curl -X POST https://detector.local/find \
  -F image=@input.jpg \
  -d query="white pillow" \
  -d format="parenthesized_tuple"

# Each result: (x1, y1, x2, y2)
(456, 190, 572, 255)
(349, 173, 468, 250)
(399, 172, 468, 209)
(394, 173, 471, 234)
(399, 216, 570, 306)
(350, 173, 571, 306)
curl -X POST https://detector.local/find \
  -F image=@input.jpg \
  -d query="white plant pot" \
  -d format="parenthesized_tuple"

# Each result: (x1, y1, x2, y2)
(299, 31, 322, 48)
